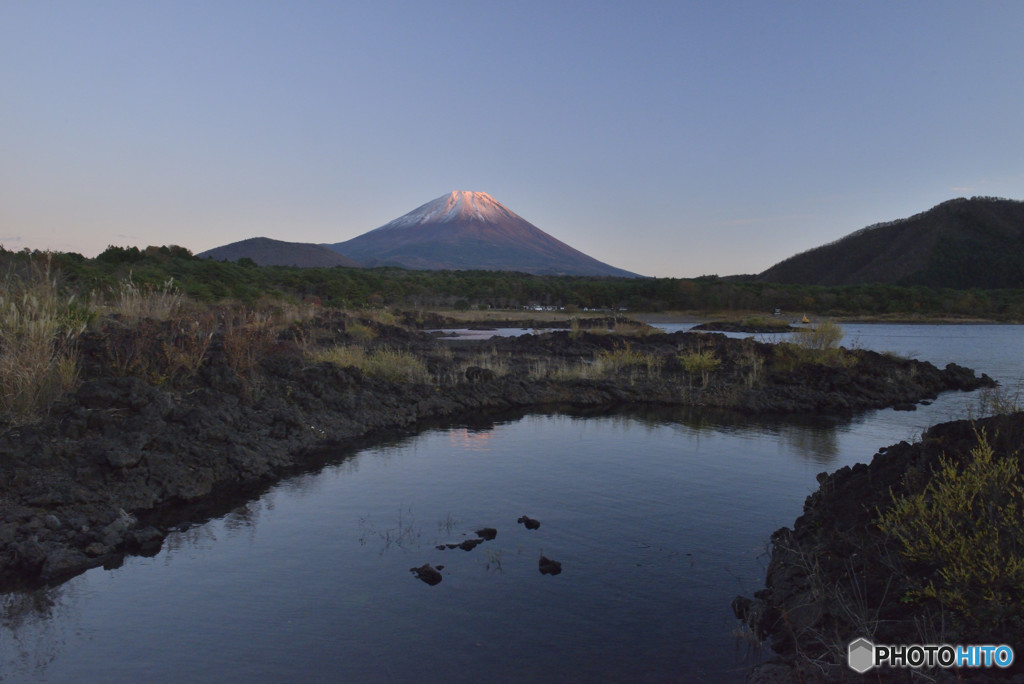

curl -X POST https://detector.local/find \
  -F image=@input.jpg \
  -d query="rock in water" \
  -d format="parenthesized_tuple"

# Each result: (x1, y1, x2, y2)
(410, 563, 443, 586)
(538, 555, 562, 575)
(517, 515, 540, 530)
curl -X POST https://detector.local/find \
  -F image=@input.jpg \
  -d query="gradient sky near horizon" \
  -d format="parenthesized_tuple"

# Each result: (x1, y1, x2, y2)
(3, 1, 1024, 278)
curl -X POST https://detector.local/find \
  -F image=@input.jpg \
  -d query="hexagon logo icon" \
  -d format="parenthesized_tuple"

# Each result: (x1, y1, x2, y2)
(848, 638, 875, 673)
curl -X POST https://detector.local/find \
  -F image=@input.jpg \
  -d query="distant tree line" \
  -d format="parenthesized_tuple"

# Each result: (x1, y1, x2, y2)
(8, 245, 1024, 321)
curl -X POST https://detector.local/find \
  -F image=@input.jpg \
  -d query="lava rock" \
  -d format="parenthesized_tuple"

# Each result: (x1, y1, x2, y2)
(465, 366, 496, 383)
(517, 515, 540, 530)
(538, 555, 562, 575)
(410, 563, 443, 586)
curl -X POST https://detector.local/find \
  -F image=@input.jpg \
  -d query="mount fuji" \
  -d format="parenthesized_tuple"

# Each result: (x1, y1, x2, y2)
(325, 191, 641, 277)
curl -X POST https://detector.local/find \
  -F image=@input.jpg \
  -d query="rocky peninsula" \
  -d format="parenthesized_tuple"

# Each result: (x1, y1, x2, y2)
(0, 310, 994, 591)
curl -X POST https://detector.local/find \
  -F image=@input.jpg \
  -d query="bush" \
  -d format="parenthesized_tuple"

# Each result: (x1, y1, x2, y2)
(345, 320, 377, 342)
(793, 319, 844, 352)
(775, 319, 854, 368)
(878, 430, 1024, 635)
(678, 349, 720, 388)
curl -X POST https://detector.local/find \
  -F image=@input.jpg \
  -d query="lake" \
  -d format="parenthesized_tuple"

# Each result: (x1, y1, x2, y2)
(3, 325, 1022, 683)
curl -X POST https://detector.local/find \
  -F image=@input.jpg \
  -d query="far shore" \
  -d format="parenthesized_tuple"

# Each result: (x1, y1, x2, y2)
(429, 308, 1016, 327)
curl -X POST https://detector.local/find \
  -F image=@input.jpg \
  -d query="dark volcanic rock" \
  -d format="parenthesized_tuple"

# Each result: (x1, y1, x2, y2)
(738, 413, 1024, 681)
(691, 321, 794, 333)
(464, 366, 496, 383)
(538, 555, 562, 575)
(410, 563, 443, 586)
(517, 515, 541, 530)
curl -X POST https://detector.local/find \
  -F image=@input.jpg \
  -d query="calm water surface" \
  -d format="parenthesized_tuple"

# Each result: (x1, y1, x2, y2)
(3, 325, 1023, 683)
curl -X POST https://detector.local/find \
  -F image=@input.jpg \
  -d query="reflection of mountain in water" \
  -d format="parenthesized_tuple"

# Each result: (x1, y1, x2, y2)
(582, 404, 847, 465)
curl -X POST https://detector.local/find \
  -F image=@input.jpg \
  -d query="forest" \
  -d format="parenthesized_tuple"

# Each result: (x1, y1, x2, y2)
(14, 244, 1024, 321)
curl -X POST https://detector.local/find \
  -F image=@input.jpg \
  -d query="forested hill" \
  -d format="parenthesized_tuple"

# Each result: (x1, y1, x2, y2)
(758, 197, 1024, 288)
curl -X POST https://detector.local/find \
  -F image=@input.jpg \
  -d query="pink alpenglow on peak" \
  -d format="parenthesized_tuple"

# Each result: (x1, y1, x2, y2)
(325, 191, 642, 277)
(383, 191, 519, 229)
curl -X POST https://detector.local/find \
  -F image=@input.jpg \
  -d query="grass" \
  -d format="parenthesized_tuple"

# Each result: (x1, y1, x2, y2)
(0, 259, 87, 424)
(739, 315, 791, 330)
(308, 345, 431, 384)
(594, 344, 663, 376)
(524, 344, 664, 384)
(112, 273, 183, 320)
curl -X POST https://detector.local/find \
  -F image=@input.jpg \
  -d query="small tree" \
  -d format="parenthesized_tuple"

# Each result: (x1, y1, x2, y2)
(878, 430, 1024, 636)
(794, 319, 844, 352)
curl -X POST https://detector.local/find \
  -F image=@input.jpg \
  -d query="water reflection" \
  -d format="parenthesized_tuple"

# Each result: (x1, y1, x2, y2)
(357, 504, 424, 554)
(1, 580, 79, 681)
(587, 404, 848, 465)
(0, 407, 868, 682)
(446, 428, 498, 452)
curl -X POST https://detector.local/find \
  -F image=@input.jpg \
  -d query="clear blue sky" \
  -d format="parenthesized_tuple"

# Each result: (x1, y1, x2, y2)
(3, 1, 1023, 278)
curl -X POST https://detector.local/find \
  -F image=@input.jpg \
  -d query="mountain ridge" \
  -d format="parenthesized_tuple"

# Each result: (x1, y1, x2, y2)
(758, 197, 1024, 288)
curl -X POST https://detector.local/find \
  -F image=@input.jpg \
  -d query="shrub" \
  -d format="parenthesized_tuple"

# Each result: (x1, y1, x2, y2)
(878, 430, 1024, 634)
(793, 319, 844, 352)
(345, 319, 377, 342)
(776, 319, 854, 368)
(678, 349, 720, 388)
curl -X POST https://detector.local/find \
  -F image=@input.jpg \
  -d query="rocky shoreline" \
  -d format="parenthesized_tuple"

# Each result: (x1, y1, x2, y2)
(0, 313, 994, 591)
(737, 412, 1024, 683)
(690, 320, 796, 333)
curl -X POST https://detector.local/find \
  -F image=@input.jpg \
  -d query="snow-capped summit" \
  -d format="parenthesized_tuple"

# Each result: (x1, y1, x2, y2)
(325, 191, 640, 277)
(383, 191, 518, 228)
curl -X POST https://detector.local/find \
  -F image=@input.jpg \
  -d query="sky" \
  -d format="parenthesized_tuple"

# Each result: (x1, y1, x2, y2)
(2, 1, 1024, 278)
